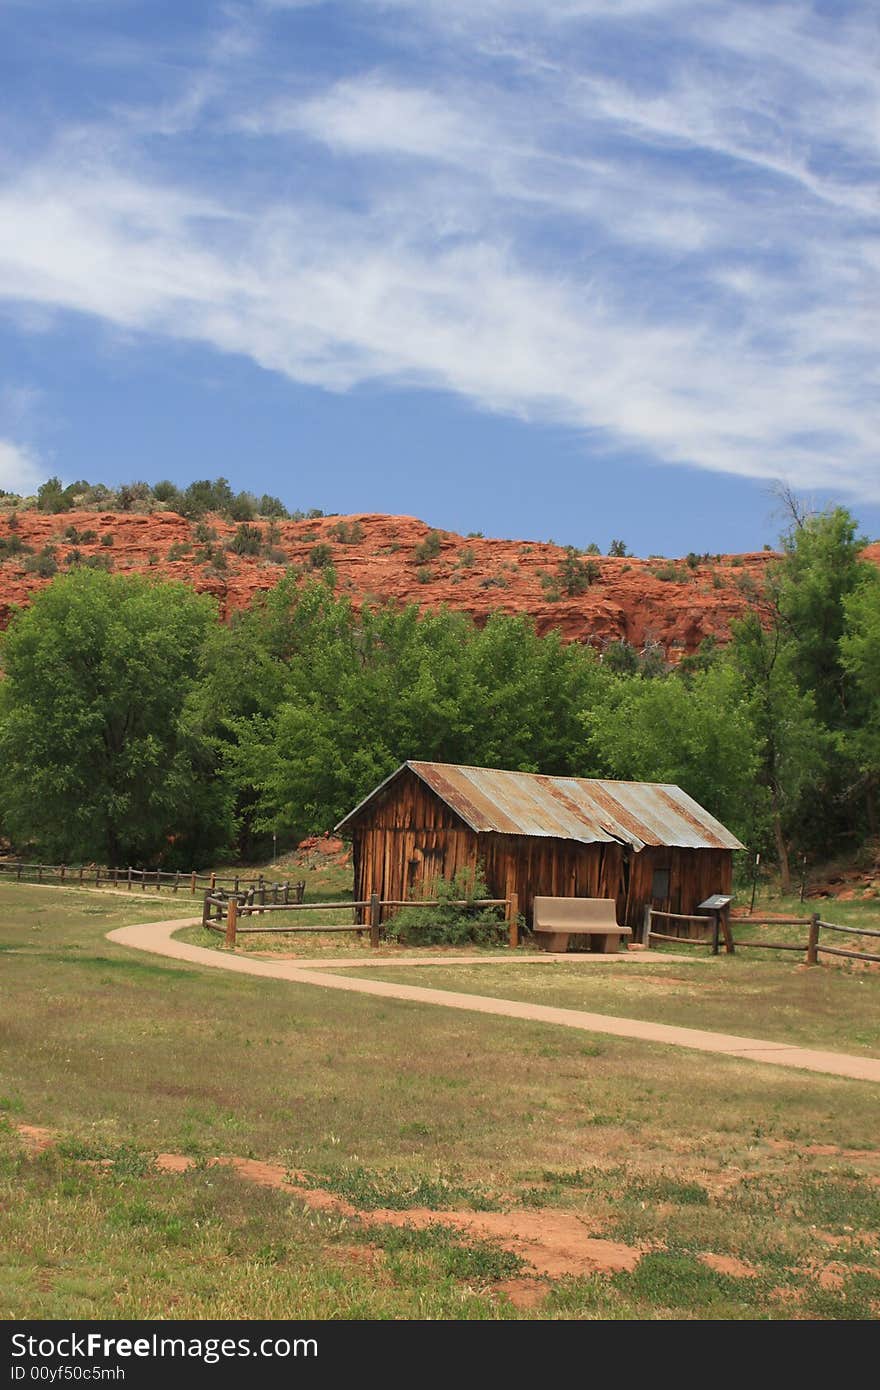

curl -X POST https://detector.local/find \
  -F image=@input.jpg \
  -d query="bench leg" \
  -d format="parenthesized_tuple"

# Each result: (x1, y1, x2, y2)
(589, 933, 623, 954)
(536, 931, 570, 953)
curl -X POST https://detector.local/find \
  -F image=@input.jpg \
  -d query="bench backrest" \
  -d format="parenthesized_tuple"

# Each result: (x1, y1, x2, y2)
(533, 896, 623, 931)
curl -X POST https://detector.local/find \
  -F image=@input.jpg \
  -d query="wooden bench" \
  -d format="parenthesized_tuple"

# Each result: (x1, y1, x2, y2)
(532, 896, 632, 954)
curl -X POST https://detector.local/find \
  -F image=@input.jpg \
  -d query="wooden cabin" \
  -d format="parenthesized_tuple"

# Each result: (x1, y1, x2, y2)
(336, 761, 744, 930)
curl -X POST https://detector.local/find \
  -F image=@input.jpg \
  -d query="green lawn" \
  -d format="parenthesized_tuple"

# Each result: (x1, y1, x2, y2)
(2, 883, 880, 1320)
(333, 955, 880, 1057)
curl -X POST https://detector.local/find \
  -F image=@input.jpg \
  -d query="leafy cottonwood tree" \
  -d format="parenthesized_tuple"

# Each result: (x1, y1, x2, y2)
(580, 662, 764, 847)
(840, 569, 880, 836)
(775, 506, 870, 730)
(769, 505, 876, 857)
(0, 569, 230, 864)
(727, 612, 827, 888)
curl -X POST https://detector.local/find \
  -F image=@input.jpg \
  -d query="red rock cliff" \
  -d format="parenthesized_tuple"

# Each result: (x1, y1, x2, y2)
(1, 509, 876, 658)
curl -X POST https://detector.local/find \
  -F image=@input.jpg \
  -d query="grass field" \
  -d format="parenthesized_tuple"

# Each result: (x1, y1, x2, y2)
(333, 957, 880, 1057)
(3, 883, 880, 1320)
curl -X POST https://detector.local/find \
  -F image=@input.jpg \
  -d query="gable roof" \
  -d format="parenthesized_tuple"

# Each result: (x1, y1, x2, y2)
(335, 761, 744, 852)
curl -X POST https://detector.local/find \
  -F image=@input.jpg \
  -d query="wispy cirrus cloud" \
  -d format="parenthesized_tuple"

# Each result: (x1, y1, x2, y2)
(0, 0, 877, 500)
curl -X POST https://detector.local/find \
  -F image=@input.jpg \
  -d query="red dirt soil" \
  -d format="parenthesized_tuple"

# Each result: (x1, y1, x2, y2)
(151, 1152, 644, 1278)
(16, 1125, 876, 1304)
(7, 510, 871, 659)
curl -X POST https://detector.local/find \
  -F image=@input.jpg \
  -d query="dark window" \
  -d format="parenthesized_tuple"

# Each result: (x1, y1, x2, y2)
(652, 869, 670, 900)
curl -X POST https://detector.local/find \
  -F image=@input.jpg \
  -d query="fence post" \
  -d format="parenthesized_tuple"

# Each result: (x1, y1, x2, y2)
(233, 875, 239, 897)
(79, 865, 84, 886)
(283, 882, 290, 905)
(259, 874, 265, 916)
(642, 904, 652, 947)
(210, 872, 216, 893)
(720, 906, 735, 954)
(95, 866, 100, 887)
(369, 892, 381, 949)
(141, 869, 145, 892)
(225, 896, 238, 949)
(127, 866, 132, 892)
(507, 891, 519, 949)
(191, 871, 197, 895)
(712, 910, 720, 956)
(202, 893, 211, 928)
(174, 871, 180, 894)
(37, 864, 42, 884)
(113, 866, 119, 887)
(60, 864, 66, 883)
(807, 913, 820, 966)
(156, 868, 161, 893)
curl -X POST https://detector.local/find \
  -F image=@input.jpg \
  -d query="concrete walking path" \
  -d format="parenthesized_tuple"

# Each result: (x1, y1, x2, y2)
(106, 917, 880, 1085)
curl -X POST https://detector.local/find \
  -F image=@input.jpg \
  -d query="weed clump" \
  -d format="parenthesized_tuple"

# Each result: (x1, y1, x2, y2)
(385, 870, 506, 947)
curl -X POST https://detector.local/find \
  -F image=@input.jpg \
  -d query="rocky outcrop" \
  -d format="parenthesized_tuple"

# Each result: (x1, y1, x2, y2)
(0, 508, 870, 659)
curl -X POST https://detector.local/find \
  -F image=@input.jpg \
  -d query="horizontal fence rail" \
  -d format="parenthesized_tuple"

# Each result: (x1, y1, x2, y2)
(644, 906, 880, 966)
(642, 905, 736, 955)
(202, 890, 520, 951)
(0, 859, 305, 900)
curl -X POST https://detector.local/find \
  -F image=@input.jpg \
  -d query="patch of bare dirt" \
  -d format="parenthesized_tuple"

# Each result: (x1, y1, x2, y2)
(696, 1169, 747, 1196)
(699, 1252, 757, 1278)
(154, 1152, 195, 1174)
(492, 1278, 548, 1309)
(363, 1207, 643, 1278)
(767, 1139, 878, 1160)
(16, 1124, 55, 1155)
(335, 1243, 379, 1268)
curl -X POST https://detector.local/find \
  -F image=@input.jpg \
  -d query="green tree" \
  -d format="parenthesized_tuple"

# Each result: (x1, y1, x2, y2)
(36, 476, 73, 513)
(761, 504, 876, 860)
(727, 612, 827, 888)
(152, 479, 183, 508)
(0, 570, 230, 865)
(840, 568, 880, 835)
(775, 506, 870, 730)
(580, 662, 764, 847)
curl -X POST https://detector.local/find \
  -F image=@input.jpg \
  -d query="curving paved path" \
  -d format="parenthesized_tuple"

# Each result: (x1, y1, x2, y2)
(106, 918, 880, 1084)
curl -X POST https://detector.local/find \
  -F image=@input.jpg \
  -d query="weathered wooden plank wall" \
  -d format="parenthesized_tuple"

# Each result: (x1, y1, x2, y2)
(477, 833, 624, 927)
(352, 769, 479, 918)
(625, 846, 732, 932)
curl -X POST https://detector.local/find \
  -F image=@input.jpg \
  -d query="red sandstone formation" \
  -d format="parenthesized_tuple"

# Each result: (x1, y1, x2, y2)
(1, 509, 876, 658)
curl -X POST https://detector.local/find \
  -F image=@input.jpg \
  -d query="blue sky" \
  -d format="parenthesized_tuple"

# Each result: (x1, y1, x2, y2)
(0, 0, 877, 553)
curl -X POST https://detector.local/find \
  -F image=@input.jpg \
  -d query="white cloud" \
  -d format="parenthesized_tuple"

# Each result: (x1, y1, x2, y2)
(254, 79, 482, 162)
(0, 439, 43, 496)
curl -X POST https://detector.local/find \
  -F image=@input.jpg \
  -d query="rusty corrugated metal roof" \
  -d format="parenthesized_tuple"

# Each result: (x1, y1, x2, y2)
(336, 761, 744, 851)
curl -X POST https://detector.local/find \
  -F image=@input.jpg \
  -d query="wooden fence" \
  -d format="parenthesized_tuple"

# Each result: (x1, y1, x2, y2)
(0, 859, 304, 900)
(642, 906, 880, 966)
(202, 889, 520, 951)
